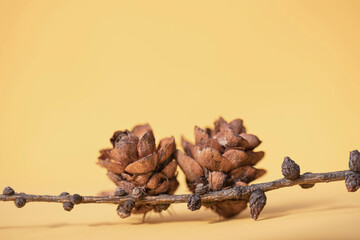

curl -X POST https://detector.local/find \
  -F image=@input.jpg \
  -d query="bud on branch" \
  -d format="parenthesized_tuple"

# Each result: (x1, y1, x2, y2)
(249, 190, 266, 220)
(281, 157, 300, 180)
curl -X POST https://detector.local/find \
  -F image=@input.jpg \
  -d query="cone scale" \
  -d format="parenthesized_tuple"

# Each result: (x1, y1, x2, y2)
(98, 124, 179, 214)
(176, 117, 266, 218)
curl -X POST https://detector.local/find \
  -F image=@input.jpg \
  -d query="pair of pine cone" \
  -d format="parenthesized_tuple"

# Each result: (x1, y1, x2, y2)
(98, 117, 266, 218)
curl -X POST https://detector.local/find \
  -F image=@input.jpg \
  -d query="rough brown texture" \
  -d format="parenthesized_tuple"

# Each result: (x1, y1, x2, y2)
(60, 192, 70, 197)
(349, 150, 360, 172)
(194, 183, 209, 195)
(114, 187, 127, 196)
(3, 186, 14, 196)
(281, 157, 300, 180)
(0, 170, 349, 204)
(70, 194, 83, 204)
(63, 202, 74, 211)
(14, 197, 26, 208)
(345, 171, 360, 192)
(0, 169, 355, 221)
(299, 183, 315, 189)
(117, 205, 131, 218)
(98, 124, 179, 215)
(176, 117, 266, 218)
(123, 200, 136, 212)
(153, 204, 170, 213)
(249, 189, 267, 220)
(187, 194, 201, 211)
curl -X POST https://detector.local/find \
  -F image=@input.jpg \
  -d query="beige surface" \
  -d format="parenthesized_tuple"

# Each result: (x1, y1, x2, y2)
(0, 0, 360, 239)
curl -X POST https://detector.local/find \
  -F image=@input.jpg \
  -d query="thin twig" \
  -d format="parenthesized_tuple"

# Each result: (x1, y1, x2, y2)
(0, 170, 349, 205)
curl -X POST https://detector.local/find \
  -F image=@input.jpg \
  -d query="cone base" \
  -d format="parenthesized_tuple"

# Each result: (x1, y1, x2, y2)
(209, 200, 247, 218)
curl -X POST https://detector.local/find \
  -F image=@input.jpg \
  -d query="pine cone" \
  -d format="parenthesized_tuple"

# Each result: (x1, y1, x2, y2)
(176, 117, 266, 218)
(98, 124, 179, 214)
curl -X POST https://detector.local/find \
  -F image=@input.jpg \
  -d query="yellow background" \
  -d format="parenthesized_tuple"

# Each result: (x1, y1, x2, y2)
(0, 0, 359, 239)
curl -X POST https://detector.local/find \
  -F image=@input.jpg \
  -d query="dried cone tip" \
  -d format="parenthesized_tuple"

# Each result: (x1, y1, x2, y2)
(3, 186, 15, 196)
(345, 171, 360, 192)
(249, 190, 267, 220)
(349, 150, 360, 172)
(187, 194, 201, 211)
(282, 157, 300, 180)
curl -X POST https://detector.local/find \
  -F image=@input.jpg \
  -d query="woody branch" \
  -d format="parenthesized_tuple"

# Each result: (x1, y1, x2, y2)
(0, 170, 351, 205)
(1, 157, 359, 221)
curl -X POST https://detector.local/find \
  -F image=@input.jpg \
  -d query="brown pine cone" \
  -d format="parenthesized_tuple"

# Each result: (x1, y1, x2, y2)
(176, 117, 266, 218)
(98, 124, 179, 214)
